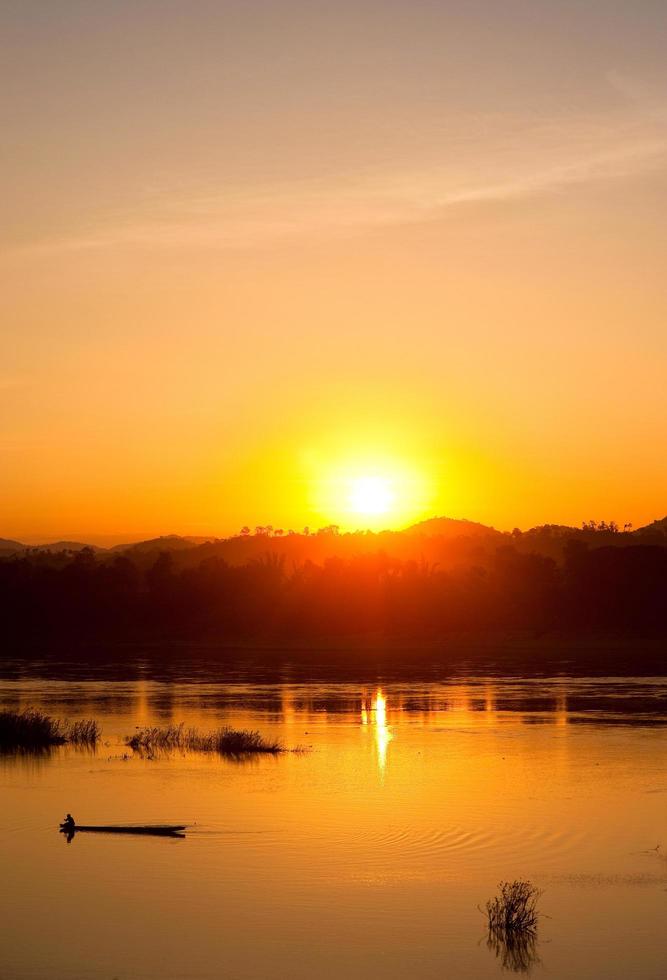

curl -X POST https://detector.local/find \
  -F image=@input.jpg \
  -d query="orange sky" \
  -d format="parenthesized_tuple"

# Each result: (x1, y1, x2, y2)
(2, 2, 667, 544)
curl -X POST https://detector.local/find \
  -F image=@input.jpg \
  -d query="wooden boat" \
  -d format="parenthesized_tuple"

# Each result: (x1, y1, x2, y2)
(60, 823, 186, 837)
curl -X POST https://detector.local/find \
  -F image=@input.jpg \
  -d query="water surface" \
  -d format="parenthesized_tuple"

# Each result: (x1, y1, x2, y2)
(2, 665, 667, 979)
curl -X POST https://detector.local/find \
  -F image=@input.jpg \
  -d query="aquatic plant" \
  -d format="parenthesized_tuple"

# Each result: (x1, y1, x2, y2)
(0, 708, 101, 749)
(0, 708, 66, 748)
(126, 722, 283, 757)
(486, 926, 540, 974)
(195, 727, 282, 755)
(484, 880, 542, 935)
(482, 881, 542, 974)
(125, 724, 188, 754)
(66, 718, 102, 745)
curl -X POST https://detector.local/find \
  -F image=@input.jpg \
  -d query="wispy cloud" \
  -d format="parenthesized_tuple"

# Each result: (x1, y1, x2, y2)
(435, 137, 667, 205)
(5, 105, 667, 258)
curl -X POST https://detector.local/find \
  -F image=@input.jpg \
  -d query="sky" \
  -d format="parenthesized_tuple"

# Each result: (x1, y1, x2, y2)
(2, 0, 667, 544)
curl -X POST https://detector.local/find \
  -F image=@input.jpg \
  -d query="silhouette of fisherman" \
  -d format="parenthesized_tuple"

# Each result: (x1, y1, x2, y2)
(61, 813, 76, 841)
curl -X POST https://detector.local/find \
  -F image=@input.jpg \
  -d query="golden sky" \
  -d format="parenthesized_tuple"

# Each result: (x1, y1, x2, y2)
(2, 1, 667, 543)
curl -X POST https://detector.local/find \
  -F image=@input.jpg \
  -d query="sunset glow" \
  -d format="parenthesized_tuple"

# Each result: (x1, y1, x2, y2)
(4, 5, 667, 980)
(1, 1, 666, 543)
(348, 476, 395, 517)
(308, 450, 434, 531)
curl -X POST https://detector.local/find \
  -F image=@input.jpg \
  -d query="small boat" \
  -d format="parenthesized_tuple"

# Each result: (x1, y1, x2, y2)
(60, 823, 186, 837)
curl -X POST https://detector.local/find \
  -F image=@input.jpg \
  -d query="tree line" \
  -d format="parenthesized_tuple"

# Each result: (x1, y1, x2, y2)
(1, 537, 666, 642)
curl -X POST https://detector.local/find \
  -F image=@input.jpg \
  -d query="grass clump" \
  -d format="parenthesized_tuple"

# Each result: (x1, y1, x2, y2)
(0, 708, 65, 748)
(485, 880, 542, 935)
(125, 724, 184, 752)
(483, 881, 542, 975)
(126, 722, 283, 757)
(66, 718, 101, 745)
(197, 727, 282, 755)
(0, 709, 101, 750)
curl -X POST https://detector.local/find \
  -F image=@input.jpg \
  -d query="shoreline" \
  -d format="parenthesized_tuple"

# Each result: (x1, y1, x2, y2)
(2, 632, 666, 680)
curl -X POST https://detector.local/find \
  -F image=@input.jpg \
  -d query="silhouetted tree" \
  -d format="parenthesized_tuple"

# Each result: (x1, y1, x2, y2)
(1, 524, 665, 647)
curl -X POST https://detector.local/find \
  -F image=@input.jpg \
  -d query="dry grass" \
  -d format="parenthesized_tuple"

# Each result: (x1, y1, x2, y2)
(0, 708, 65, 748)
(482, 881, 543, 974)
(484, 880, 542, 936)
(126, 722, 283, 757)
(0, 709, 100, 749)
(125, 724, 187, 752)
(66, 718, 102, 745)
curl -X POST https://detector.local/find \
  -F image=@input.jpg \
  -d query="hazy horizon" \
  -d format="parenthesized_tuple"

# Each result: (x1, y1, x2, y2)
(5, 508, 667, 548)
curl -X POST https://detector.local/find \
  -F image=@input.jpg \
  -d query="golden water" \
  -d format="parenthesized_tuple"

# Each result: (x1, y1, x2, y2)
(2, 673, 667, 978)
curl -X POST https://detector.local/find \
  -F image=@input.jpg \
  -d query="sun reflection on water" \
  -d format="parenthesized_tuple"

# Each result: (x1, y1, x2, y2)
(361, 688, 393, 773)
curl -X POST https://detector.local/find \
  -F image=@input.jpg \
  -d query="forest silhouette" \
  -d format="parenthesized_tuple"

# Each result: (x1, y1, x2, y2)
(2, 517, 667, 652)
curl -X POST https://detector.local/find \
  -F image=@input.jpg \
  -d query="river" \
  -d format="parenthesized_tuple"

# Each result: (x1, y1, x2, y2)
(2, 660, 667, 979)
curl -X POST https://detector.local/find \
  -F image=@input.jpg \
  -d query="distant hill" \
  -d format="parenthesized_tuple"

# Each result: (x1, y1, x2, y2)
(4, 514, 667, 648)
(97, 519, 510, 573)
(4, 515, 667, 565)
(0, 534, 218, 558)
(633, 516, 667, 538)
(28, 541, 107, 553)
(112, 534, 219, 555)
(0, 538, 25, 556)
(406, 517, 502, 538)
(522, 523, 579, 536)
(0, 539, 108, 554)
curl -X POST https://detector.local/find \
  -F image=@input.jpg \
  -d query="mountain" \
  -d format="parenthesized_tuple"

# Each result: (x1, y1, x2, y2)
(406, 517, 502, 538)
(632, 517, 667, 540)
(120, 518, 509, 572)
(29, 541, 106, 553)
(0, 538, 25, 556)
(5, 515, 667, 565)
(112, 534, 218, 555)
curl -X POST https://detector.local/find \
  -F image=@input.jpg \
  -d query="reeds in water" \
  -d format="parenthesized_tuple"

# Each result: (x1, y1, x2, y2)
(0, 709, 101, 749)
(483, 881, 542, 975)
(486, 926, 540, 974)
(126, 722, 283, 757)
(66, 718, 102, 745)
(0, 708, 65, 748)
(196, 727, 282, 755)
(125, 724, 188, 752)
(485, 880, 542, 936)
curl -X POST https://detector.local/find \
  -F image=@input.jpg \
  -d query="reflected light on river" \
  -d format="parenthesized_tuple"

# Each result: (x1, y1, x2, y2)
(2, 673, 667, 980)
(361, 688, 393, 773)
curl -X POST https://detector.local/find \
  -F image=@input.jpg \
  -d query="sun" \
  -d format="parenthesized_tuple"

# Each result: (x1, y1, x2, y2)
(307, 445, 435, 530)
(348, 475, 395, 516)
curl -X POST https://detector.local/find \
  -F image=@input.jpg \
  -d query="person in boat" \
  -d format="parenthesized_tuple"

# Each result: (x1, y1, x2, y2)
(61, 813, 75, 831)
